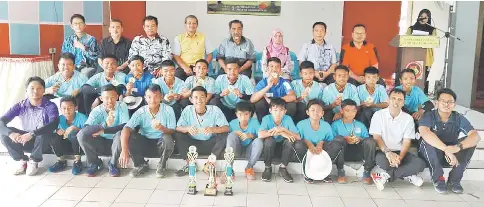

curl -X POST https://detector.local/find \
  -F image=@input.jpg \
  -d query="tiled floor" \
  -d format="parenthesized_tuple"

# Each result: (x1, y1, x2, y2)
(1, 166, 484, 207)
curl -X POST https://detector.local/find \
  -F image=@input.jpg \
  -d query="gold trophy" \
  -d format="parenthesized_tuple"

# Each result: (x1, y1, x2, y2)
(204, 154, 217, 196)
(224, 147, 235, 196)
(187, 146, 198, 195)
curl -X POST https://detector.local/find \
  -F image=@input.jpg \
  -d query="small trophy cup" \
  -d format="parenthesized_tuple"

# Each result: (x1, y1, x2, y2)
(204, 154, 218, 196)
(224, 147, 235, 196)
(187, 146, 198, 195)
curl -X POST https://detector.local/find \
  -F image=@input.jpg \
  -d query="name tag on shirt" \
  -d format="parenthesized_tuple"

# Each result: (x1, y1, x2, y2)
(355, 127, 361, 135)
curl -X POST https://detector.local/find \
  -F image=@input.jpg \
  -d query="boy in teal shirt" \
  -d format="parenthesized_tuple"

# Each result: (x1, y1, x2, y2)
(179, 59, 216, 108)
(153, 60, 185, 121)
(45, 53, 88, 99)
(356, 67, 389, 127)
(291, 61, 324, 123)
(396, 68, 434, 121)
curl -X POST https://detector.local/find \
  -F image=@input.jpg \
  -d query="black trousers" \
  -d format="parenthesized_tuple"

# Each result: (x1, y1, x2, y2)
(254, 98, 296, 122)
(175, 66, 194, 81)
(208, 94, 243, 122)
(262, 137, 306, 167)
(170, 102, 183, 122)
(50, 134, 82, 157)
(294, 102, 308, 124)
(124, 131, 175, 168)
(299, 136, 347, 169)
(356, 107, 379, 129)
(78, 85, 100, 115)
(0, 127, 50, 162)
(173, 132, 227, 160)
(342, 137, 377, 172)
(376, 151, 426, 182)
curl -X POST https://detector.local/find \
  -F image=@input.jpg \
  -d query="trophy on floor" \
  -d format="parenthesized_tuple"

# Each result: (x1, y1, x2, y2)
(187, 146, 198, 195)
(224, 147, 235, 196)
(204, 154, 218, 196)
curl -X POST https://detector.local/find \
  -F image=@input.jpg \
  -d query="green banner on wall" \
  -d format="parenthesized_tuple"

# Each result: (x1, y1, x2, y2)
(207, 1, 281, 16)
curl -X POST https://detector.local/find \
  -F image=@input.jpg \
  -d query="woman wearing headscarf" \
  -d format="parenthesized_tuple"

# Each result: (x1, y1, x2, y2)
(261, 29, 293, 80)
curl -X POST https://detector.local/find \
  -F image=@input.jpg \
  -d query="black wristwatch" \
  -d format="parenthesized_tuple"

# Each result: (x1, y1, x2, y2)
(457, 143, 464, 150)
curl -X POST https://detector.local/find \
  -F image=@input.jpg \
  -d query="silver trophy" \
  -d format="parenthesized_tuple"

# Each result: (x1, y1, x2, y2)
(204, 154, 218, 196)
(224, 147, 235, 196)
(187, 146, 198, 195)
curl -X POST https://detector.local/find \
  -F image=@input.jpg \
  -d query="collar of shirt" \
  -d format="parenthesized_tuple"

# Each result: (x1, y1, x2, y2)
(349, 41, 368, 47)
(434, 110, 455, 124)
(107, 36, 127, 44)
(184, 32, 199, 38)
(310, 39, 327, 46)
(383, 108, 404, 121)
(23, 97, 50, 108)
(229, 36, 247, 44)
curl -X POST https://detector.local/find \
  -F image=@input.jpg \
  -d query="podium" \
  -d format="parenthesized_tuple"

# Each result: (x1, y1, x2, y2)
(390, 35, 439, 89)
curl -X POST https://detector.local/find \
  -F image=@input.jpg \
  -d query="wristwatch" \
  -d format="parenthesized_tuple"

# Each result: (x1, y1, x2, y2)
(457, 143, 464, 150)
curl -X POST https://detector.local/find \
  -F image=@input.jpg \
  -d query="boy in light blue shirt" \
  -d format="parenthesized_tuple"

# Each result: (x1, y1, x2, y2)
(258, 98, 304, 183)
(45, 53, 88, 99)
(211, 59, 255, 122)
(153, 60, 185, 121)
(291, 61, 325, 123)
(77, 84, 130, 177)
(322, 65, 360, 123)
(174, 86, 229, 177)
(226, 101, 262, 180)
(356, 67, 389, 127)
(116, 84, 176, 178)
(331, 99, 376, 185)
(396, 68, 434, 121)
(48, 96, 88, 175)
(179, 59, 216, 108)
(297, 99, 346, 184)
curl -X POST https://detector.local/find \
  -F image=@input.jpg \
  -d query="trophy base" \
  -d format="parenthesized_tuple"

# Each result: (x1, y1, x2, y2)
(187, 186, 197, 195)
(224, 187, 233, 196)
(204, 184, 217, 196)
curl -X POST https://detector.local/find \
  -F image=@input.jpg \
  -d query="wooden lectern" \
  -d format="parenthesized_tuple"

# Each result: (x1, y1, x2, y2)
(390, 35, 439, 89)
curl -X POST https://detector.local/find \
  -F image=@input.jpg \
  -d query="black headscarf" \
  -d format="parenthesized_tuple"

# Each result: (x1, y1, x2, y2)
(410, 9, 434, 34)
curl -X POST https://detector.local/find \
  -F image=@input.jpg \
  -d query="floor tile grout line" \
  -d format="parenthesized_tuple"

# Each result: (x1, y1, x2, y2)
(37, 172, 76, 206)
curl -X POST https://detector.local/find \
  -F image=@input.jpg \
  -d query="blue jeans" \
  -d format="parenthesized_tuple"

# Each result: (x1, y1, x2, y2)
(226, 132, 263, 169)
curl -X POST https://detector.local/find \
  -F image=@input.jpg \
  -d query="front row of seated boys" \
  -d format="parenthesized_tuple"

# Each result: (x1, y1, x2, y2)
(0, 71, 480, 194)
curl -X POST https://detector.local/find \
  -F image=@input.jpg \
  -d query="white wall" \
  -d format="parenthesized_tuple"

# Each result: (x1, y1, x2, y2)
(146, 1, 344, 54)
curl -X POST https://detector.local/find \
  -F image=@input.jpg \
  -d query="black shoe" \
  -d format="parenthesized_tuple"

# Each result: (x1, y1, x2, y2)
(176, 164, 189, 177)
(304, 176, 314, 184)
(261, 167, 272, 182)
(434, 177, 448, 194)
(278, 167, 293, 183)
(448, 182, 464, 194)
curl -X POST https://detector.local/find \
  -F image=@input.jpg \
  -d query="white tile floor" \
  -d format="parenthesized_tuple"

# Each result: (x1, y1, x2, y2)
(1, 166, 484, 207)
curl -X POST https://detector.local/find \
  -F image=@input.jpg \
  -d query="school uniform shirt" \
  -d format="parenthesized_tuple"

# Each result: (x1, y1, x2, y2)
(182, 76, 216, 94)
(125, 104, 176, 139)
(215, 74, 255, 109)
(331, 119, 369, 138)
(259, 115, 298, 142)
(297, 119, 334, 145)
(229, 118, 260, 146)
(291, 79, 323, 103)
(177, 105, 229, 141)
(255, 77, 293, 98)
(125, 72, 154, 97)
(369, 108, 415, 151)
(152, 77, 185, 106)
(85, 101, 130, 139)
(419, 110, 474, 144)
(322, 83, 360, 113)
(395, 85, 429, 113)
(86, 72, 127, 89)
(45, 71, 88, 97)
(357, 84, 388, 105)
(58, 112, 88, 138)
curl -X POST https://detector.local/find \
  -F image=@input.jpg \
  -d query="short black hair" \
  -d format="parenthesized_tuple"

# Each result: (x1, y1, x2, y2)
(160, 60, 175, 68)
(195, 59, 209, 67)
(436, 88, 457, 101)
(101, 84, 117, 93)
(270, 98, 286, 109)
(185, 15, 198, 24)
(129, 55, 145, 64)
(60, 95, 77, 106)
(267, 57, 281, 65)
(110, 19, 123, 26)
(59, 52, 75, 63)
(145, 84, 162, 94)
(143, 15, 158, 26)
(235, 101, 254, 115)
(26, 76, 45, 89)
(191, 86, 207, 96)
(103, 54, 118, 62)
(400, 68, 416, 78)
(306, 99, 324, 111)
(70, 14, 85, 24)
(364, 66, 379, 75)
(335, 65, 350, 73)
(229, 19, 243, 28)
(353, 24, 366, 31)
(341, 99, 357, 108)
(300, 61, 315, 70)
(389, 88, 406, 98)
(225, 58, 239, 66)
(312, 22, 327, 30)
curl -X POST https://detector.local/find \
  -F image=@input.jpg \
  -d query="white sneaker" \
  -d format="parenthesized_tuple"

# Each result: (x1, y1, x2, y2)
(26, 160, 39, 176)
(371, 172, 391, 191)
(13, 160, 27, 175)
(404, 175, 424, 187)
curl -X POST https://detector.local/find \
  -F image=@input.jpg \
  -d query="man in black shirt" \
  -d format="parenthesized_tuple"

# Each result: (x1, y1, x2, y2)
(98, 19, 132, 74)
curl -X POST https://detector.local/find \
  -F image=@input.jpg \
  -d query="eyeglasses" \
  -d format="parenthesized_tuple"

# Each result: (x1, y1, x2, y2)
(390, 97, 404, 102)
(438, 100, 455, 105)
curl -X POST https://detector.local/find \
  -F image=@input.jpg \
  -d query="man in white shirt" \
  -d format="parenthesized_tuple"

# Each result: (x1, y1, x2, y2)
(369, 88, 426, 191)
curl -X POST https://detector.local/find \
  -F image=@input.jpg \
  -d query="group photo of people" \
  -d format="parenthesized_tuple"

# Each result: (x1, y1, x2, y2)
(0, 10, 481, 196)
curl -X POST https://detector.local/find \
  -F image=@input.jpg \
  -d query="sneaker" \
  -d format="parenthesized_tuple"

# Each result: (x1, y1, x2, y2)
(13, 160, 27, 175)
(72, 160, 83, 175)
(404, 175, 424, 187)
(86, 159, 104, 177)
(448, 182, 464, 194)
(434, 176, 448, 194)
(26, 160, 39, 176)
(362, 171, 372, 185)
(48, 160, 67, 173)
(176, 164, 189, 177)
(322, 176, 333, 183)
(304, 176, 314, 184)
(337, 169, 348, 184)
(130, 162, 149, 178)
(372, 172, 390, 191)
(245, 168, 256, 180)
(156, 164, 166, 178)
(108, 162, 120, 177)
(261, 167, 272, 182)
(278, 167, 293, 183)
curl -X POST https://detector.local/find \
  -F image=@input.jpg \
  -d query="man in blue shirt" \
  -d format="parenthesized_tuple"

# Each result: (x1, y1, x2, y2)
(297, 100, 346, 184)
(258, 98, 304, 183)
(48, 96, 88, 175)
(117, 84, 176, 178)
(174, 86, 229, 177)
(44, 53, 88, 99)
(210, 58, 255, 122)
(78, 84, 130, 177)
(61, 14, 98, 78)
(179, 59, 216, 108)
(419, 88, 481, 194)
(291, 61, 325, 123)
(251, 57, 297, 122)
(396, 69, 434, 121)
(153, 60, 185, 121)
(356, 67, 388, 128)
(331, 99, 376, 184)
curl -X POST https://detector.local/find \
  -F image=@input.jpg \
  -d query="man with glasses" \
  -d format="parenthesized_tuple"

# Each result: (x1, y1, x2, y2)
(418, 88, 480, 194)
